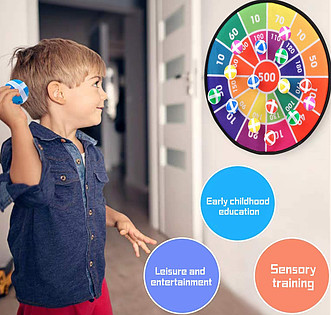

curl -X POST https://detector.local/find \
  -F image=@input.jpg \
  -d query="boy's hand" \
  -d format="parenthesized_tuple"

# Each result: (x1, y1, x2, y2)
(0, 86, 27, 128)
(116, 214, 157, 258)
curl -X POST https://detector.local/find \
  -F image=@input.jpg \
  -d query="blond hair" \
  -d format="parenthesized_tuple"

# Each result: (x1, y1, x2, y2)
(10, 38, 106, 119)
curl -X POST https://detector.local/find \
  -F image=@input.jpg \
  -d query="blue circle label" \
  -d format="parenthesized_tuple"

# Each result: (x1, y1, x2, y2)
(201, 166, 275, 241)
(144, 238, 220, 314)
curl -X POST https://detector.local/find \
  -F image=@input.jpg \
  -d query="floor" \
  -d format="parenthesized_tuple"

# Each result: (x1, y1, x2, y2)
(0, 168, 262, 315)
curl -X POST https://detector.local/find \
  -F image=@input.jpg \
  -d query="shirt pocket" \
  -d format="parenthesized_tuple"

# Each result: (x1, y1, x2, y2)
(93, 170, 109, 203)
(50, 168, 80, 210)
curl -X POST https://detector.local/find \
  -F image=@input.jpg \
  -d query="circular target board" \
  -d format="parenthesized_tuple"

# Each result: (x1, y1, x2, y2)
(205, 0, 330, 154)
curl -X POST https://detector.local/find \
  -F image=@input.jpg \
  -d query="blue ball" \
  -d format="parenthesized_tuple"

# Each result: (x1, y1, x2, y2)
(5, 79, 29, 105)
(226, 99, 239, 114)
(255, 40, 267, 55)
(247, 75, 260, 89)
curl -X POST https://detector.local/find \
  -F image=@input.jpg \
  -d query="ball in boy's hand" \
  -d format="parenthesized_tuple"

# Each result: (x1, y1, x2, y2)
(5, 79, 29, 105)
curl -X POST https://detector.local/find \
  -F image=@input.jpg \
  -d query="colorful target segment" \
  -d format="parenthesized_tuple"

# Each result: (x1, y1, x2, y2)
(205, 1, 330, 154)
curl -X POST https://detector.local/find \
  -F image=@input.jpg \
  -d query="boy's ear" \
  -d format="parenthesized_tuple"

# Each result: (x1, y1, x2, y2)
(47, 81, 66, 105)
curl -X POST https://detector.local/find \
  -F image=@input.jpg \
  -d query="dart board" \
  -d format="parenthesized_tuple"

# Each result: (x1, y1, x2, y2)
(204, 0, 330, 154)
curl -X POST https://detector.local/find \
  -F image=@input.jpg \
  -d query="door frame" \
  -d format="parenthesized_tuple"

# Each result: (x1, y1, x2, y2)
(147, 0, 203, 241)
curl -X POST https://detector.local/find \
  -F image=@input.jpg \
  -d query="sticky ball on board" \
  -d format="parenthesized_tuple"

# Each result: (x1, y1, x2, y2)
(278, 79, 290, 94)
(207, 88, 222, 105)
(255, 40, 268, 55)
(226, 99, 239, 114)
(264, 130, 277, 146)
(279, 26, 291, 41)
(287, 110, 301, 126)
(248, 118, 261, 133)
(5, 79, 29, 105)
(303, 96, 316, 111)
(224, 65, 237, 80)
(247, 74, 260, 89)
(275, 48, 288, 64)
(299, 78, 312, 93)
(265, 99, 278, 114)
(231, 40, 243, 55)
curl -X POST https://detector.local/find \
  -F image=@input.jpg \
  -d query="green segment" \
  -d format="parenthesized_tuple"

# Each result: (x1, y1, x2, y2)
(274, 90, 299, 116)
(267, 93, 284, 123)
(216, 14, 246, 48)
(239, 2, 267, 34)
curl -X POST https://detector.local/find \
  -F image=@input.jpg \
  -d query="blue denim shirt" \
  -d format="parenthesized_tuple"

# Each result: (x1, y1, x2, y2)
(0, 122, 109, 308)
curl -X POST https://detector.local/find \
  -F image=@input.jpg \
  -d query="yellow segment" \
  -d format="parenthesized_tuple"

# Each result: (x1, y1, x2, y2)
(268, 3, 296, 31)
(249, 93, 266, 123)
(290, 14, 319, 52)
(236, 89, 258, 117)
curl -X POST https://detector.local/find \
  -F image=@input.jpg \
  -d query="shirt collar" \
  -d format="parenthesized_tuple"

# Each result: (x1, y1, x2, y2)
(29, 121, 98, 146)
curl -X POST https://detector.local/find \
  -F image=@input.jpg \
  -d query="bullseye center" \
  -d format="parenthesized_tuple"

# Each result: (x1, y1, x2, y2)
(253, 60, 280, 93)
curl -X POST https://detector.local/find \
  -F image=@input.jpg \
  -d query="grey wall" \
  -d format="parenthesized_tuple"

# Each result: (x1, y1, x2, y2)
(124, 9, 148, 191)
(200, 0, 330, 314)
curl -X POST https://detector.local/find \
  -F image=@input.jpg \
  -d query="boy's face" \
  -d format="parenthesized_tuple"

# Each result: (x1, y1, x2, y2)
(63, 73, 107, 128)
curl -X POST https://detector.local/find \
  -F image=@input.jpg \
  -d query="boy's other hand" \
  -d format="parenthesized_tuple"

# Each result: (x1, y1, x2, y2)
(0, 86, 27, 128)
(116, 215, 157, 258)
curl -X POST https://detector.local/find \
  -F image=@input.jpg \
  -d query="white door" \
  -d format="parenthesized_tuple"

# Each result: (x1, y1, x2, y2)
(148, 0, 202, 239)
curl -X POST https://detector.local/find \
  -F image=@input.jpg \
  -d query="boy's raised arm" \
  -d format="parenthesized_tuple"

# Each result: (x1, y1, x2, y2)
(0, 86, 41, 186)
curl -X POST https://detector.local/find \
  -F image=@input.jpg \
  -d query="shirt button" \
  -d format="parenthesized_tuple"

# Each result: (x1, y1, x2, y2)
(37, 144, 43, 151)
(89, 209, 93, 216)
(60, 139, 66, 143)
(60, 175, 66, 181)
(76, 158, 81, 165)
(86, 184, 89, 190)
(89, 261, 93, 267)
(91, 234, 94, 240)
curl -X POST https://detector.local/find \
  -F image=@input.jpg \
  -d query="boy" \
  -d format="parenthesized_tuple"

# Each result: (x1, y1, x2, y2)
(0, 38, 156, 314)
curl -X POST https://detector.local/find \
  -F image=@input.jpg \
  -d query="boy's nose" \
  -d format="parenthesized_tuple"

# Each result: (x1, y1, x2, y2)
(101, 88, 108, 101)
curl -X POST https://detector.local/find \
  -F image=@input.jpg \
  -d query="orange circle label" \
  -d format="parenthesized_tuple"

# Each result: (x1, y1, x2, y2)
(255, 239, 329, 313)
(254, 60, 280, 93)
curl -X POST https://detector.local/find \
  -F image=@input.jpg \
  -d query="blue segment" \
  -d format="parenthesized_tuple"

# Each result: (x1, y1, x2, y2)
(280, 55, 305, 77)
(144, 238, 220, 314)
(287, 77, 304, 99)
(207, 40, 232, 75)
(215, 106, 245, 140)
(207, 76, 231, 112)
(201, 166, 275, 241)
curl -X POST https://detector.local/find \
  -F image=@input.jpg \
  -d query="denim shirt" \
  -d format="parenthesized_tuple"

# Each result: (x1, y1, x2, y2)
(0, 122, 109, 308)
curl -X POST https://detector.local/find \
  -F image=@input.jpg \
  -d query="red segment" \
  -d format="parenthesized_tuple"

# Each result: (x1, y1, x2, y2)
(240, 37, 260, 67)
(266, 120, 296, 152)
(249, 31, 267, 62)
(230, 55, 254, 76)
(300, 78, 328, 115)
(253, 60, 280, 93)
(291, 102, 320, 142)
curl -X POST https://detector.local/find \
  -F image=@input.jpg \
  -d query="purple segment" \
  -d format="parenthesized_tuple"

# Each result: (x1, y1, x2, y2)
(237, 120, 266, 152)
(214, 107, 245, 140)
(280, 40, 299, 61)
(267, 31, 282, 60)
(280, 55, 305, 77)
(207, 76, 231, 112)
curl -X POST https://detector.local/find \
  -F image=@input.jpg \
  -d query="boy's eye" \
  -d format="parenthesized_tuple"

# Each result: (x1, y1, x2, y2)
(93, 80, 100, 87)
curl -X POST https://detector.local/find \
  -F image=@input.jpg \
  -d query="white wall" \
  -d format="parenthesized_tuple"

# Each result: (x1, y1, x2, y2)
(200, 0, 330, 314)
(0, 0, 39, 266)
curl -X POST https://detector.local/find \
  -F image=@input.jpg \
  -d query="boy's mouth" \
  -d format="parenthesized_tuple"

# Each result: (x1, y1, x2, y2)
(96, 106, 104, 110)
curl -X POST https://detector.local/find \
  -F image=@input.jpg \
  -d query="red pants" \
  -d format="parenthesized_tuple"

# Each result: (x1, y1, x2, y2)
(17, 278, 113, 315)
